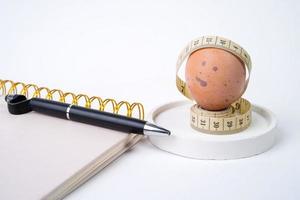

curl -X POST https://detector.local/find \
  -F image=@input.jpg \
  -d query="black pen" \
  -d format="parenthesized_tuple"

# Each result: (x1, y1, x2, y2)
(5, 95, 171, 136)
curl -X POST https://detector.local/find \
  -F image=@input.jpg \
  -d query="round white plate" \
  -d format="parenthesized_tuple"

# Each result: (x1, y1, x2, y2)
(148, 101, 277, 160)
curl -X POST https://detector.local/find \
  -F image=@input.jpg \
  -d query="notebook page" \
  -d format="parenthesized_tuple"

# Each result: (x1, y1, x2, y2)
(0, 97, 130, 200)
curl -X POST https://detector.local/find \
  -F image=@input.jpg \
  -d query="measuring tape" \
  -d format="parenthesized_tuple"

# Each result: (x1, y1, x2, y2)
(176, 36, 252, 134)
(191, 98, 251, 134)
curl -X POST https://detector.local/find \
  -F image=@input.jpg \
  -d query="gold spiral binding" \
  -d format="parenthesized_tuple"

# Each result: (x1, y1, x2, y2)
(0, 79, 144, 120)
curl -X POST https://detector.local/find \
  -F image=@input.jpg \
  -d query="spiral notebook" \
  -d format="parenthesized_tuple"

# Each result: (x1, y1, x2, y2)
(0, 80, 144, 200)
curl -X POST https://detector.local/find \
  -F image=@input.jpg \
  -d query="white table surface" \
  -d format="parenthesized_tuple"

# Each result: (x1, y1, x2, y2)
(1, 0, 299, 199)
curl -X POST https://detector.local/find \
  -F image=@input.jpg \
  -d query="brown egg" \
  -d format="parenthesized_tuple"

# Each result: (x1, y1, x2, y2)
(185, 48, 246, 111)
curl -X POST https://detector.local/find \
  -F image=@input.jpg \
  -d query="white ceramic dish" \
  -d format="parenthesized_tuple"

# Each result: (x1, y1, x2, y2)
(148, 100, 277, 160)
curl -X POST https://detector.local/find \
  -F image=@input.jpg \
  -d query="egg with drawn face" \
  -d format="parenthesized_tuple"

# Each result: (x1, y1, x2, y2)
(185, 48, 246, 111)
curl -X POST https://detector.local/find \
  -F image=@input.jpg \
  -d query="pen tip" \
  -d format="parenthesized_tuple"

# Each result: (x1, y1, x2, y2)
(143, 122, 171, 136)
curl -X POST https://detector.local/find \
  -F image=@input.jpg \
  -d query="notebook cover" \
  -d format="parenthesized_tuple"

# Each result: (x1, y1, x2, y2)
(0, 97, 143, 200)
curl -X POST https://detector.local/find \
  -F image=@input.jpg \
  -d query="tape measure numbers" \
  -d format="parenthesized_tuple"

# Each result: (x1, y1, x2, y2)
(190, 98, 251, 134)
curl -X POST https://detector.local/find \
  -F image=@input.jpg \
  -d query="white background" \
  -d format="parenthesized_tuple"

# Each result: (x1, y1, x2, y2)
(1, 0, 300, 199)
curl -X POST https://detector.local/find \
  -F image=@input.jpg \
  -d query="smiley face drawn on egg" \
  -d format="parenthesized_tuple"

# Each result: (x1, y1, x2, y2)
(185, 48, 246, 111)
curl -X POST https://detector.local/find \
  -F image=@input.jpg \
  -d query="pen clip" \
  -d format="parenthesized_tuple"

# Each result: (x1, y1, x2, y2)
(5, 94, 32, 115)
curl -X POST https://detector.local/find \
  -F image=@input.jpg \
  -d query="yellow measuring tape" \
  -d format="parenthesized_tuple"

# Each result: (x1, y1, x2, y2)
(176, 36, 252, 134)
